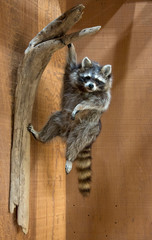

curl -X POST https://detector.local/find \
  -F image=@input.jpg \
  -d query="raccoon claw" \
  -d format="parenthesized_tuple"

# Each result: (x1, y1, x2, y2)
(27, 124, 38, 140)
(71, 110, 79, 120)
(27, 123, 33, 132)
(71, 114, 75, 120)
(68, 43, 72, 48)
(65, 160, 73, 174)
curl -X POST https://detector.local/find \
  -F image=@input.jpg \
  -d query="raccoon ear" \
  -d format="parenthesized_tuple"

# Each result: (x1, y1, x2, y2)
(101, 65, 112, 77)
(81, 57, 92, 68)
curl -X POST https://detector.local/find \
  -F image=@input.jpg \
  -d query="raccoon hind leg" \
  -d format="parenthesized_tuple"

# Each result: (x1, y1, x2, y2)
(65, 122, 100, 175)
(28, 111, 63, 143)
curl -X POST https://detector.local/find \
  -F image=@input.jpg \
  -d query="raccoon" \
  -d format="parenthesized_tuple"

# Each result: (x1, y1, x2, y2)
(28, 43, 112, 196)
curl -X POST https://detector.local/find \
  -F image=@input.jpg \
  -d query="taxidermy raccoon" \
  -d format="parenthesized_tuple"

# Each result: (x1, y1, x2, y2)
(28, 43, 112, 196)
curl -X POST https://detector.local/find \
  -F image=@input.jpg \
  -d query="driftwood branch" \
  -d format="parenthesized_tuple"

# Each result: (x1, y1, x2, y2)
(10, 4, 101, 234)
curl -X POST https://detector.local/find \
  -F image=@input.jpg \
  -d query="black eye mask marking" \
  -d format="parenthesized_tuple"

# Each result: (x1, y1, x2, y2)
(94, 78, 105, 85)
(85, 76, 91, 80)
(79, 76, 91, 83)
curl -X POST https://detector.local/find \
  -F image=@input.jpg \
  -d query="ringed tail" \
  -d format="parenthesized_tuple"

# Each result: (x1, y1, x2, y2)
(76, 146, 92, 197)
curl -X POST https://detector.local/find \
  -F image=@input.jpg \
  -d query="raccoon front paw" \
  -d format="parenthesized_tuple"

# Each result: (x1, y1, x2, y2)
(65, 160, 73, 174)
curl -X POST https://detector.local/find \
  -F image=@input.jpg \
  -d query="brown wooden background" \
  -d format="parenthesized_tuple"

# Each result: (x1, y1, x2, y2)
(66, 0, 152, 240)
(1, 0, 152, 240)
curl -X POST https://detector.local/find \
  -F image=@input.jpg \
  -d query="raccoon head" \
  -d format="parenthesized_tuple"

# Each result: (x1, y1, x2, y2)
(70, 57, 112, 92)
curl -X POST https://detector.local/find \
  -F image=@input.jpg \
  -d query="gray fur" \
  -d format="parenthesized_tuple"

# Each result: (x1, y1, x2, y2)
(27, 43, 112, 174)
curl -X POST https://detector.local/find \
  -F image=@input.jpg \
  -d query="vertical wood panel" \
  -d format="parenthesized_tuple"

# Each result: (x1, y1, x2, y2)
(66, 1, 152, 240)
(0, 0, 66, 239)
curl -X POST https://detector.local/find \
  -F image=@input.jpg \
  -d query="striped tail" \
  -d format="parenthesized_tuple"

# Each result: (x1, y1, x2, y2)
(76, 146, 92, 197)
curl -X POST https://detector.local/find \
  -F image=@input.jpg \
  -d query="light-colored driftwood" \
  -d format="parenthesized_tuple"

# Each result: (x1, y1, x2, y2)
(9, 4, 101, 234)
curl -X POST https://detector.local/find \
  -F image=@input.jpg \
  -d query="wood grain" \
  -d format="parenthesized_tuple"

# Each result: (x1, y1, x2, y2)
(66, 1, 152, 240)
(1, 0, 152, 239)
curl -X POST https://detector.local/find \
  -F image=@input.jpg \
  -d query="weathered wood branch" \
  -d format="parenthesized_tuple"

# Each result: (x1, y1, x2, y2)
(10, 4, 101, 234)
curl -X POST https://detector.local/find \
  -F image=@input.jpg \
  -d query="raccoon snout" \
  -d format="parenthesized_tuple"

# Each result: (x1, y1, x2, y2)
(88, 83, 94, 89)
(85, 82, 95, 91)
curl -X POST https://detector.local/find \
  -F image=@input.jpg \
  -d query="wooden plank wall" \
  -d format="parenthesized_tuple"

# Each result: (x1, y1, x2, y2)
(0, 0, 66, 239)
(1, 1, 152, 240)
(66, 1, 152, 240)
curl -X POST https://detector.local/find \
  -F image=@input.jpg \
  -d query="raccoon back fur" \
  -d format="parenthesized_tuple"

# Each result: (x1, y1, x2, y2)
(28, 43, 112, 196)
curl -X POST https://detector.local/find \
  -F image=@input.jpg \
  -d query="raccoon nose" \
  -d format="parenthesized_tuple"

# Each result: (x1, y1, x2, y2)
(88, 83, 94, 89)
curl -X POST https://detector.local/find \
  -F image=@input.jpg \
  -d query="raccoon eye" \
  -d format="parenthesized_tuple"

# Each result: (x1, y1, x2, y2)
(95, 78, 105, 85)
(85, 76, 91, 80)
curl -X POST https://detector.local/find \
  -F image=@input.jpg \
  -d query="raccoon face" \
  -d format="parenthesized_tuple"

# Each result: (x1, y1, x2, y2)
(70, 57, 112, 92)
